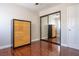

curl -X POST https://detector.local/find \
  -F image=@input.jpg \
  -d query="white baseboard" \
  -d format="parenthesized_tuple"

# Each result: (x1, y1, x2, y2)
(61, 43, 68, 47)
(41, 37, 48, 39)
(61, 43, 79, 50)
(0, 39, 40, 49)
(32, 39, 40, 42)
(0, 44, 11, 49)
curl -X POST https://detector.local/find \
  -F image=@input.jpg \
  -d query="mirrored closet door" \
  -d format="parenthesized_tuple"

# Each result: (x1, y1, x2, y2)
(40, 16, 48, 41)
(40, 11, 61, 45)
(48, 12, 61, 44)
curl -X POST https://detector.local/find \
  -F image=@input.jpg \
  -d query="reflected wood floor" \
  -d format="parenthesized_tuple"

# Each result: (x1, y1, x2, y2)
(0, 41, 79, 56)
(48, 37, 60, 44)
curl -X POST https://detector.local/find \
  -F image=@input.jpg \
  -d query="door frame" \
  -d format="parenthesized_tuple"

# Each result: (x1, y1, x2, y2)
(40, 11, 61, 45)
(13, 19, 31, 49)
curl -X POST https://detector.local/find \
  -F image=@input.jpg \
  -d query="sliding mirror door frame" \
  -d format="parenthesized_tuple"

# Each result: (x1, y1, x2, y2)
(40, 11, 61, 45)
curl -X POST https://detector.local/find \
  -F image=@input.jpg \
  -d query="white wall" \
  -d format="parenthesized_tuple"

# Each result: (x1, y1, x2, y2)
(39, 4, 79, 50)
(0, 3, 40, 49)
(67, 4, 79, 50)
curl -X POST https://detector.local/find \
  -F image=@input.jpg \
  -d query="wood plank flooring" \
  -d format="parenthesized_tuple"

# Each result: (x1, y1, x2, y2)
(0, 41, 79, 56)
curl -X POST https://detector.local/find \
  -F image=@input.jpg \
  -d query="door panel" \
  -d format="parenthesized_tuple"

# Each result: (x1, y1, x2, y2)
(48, 12, 60, 44)
(41, 16, 48, 40)
(13, 19, 31, 48)
(67, 5, 79, 49)
(40, 11, 61, 45)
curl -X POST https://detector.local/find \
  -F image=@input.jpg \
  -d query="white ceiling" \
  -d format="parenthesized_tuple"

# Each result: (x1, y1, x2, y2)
(16, 3, 60, 12)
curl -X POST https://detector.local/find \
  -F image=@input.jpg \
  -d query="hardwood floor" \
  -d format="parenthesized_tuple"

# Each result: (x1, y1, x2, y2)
(0, 41, 79, 56)
(0, 41, 60, 56)
(60, 46, 79, 56)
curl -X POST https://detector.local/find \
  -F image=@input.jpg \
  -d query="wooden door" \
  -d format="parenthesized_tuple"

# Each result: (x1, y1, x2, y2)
(13, 19, 31, 48)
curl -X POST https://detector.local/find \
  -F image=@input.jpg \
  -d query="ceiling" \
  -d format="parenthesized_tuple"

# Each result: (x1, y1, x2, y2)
(16, 3, 60, 12)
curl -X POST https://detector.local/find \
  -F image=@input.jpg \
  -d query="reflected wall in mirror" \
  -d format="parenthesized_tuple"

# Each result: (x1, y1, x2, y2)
(40, 16, 48, 40)
(40, 11, 61, 45)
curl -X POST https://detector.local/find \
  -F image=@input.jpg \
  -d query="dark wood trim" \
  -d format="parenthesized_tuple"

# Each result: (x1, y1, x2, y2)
(47, 15, 49, 40)
(60, 11, 62, 56)
(30, 21, 32, 44)
(13, 19, 14, 48)
(40, 11, 61, 45)
(13, 19, 31, 49)
(40, 17, 41, 41)
(13, 19, 31, 22)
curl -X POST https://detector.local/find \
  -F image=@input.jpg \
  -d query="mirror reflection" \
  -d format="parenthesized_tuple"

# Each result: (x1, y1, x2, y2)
(41, 16, 48, 40)
(40, 11, 61, 45)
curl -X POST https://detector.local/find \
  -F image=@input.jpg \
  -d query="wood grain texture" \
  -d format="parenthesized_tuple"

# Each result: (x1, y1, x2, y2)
(0, 41, 79, 56)
(14, 20, 31, 48)
(52, 25, 57, 37)
(0, 41, 60, 56)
